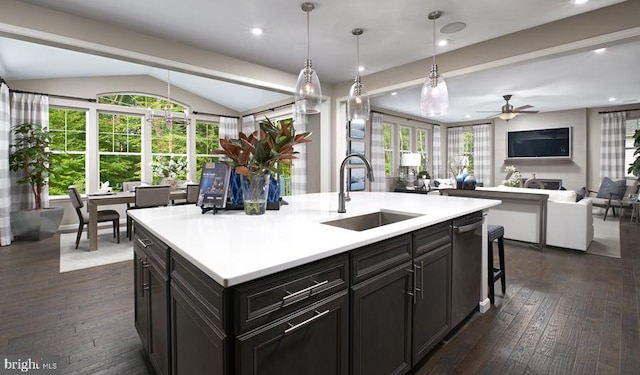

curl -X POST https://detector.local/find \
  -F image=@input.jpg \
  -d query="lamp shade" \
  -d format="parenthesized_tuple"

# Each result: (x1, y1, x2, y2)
(498, 112, 518, 121)
(420, 72, 449, 117)
(347, 79, 370, 122)
(401, 153, 421, 167)
(294, 62, 323, 114)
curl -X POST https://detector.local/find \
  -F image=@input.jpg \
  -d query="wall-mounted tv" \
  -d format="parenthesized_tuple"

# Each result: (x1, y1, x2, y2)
(507, 127, 571, 159)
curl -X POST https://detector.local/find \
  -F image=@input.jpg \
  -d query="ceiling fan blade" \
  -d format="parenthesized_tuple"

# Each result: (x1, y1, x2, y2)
(514, 110, 539, 114)
(513, 105, 533, 111)
(476, 110, 500, 113)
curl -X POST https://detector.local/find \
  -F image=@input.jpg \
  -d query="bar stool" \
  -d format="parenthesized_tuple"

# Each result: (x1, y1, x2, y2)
(487, 224, 506, 304)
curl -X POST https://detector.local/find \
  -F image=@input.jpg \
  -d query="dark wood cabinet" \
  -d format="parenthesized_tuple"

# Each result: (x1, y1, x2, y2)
(351, 261, 413, 375)
(134, 226, 170, 375)
(412, 244, 451, 364)
(236, 290, 349, 375)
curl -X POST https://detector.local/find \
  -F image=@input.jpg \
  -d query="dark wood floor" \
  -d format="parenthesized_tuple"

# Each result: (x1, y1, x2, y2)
(0, 218, 638, 374)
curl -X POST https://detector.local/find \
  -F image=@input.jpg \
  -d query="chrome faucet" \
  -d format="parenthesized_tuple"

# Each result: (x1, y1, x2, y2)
(338, 153, 374, 213)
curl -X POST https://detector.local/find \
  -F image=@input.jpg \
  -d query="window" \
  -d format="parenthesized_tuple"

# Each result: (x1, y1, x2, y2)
(274, 118, 294, 195)
(416, 129, 428, 173)
(463, 130, 475, 174)
(399, 126, 411, 158)
(383, 123, 393, 177)
(195, 120, 220, 182)
(626, 118, 640, 177)
(49, 108, 87, 195)
(98, 112, 142, 190)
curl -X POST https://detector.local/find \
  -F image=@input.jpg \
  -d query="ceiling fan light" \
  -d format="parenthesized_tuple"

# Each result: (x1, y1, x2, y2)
(295, 59, 322, 114)
(347, 77, 370, 121)
(420, 70, 449, 116)
(498, 112, 518, 121)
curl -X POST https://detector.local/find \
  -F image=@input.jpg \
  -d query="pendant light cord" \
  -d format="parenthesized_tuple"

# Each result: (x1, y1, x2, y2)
(432, 16, 436, 66)
(356, 34, 360, 77)
(306, 10, 310, 60)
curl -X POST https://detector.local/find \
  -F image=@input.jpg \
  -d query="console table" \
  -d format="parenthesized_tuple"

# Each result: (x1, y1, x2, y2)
(440, 188, 548, 250)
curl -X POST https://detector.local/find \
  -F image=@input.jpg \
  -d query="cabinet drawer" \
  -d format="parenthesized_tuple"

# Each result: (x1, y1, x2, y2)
(134, 223, 169, 272)
(234, 253, 348, 334)
(413, 221, 451, 256)
(170, 251, 226, 330)
(350, 234, 412, 284)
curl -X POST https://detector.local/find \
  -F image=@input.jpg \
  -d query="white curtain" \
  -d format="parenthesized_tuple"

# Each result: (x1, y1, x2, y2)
(370, 113, 386, 191)
(291, 107, 307, 195)
(218, 116, 238, 142)
(472, 124, 491, 185)
(0, 82, 10, 246)
(242, 115, 256, 135)
(600, 112, 626, 179)
(10, 92, 49, 212)
(447, 126, 463, 178)
(432, 125, 441, 178)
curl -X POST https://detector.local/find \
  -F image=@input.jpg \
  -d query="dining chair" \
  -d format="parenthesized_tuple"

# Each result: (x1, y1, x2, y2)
(174, 184, 200, 205)
(68, 185, 120, 249)
(126, 185, 171, 239)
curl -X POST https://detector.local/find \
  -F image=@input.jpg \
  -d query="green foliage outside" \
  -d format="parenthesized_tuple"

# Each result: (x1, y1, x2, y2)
(463, 131, 475, 174)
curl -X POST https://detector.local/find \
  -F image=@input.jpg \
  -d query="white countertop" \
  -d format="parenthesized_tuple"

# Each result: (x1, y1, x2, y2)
(128, 192, 500, 287)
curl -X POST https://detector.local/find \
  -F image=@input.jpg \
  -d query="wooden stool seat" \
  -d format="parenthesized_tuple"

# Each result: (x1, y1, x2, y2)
(487, 224, 506, 304)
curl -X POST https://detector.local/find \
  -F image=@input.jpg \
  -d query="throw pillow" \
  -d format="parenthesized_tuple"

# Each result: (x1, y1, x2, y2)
(575, 186, 586, 202)
(596, 177, 627, 199)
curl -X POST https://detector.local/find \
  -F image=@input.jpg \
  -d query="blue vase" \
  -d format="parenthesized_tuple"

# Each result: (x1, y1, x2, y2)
(229, 169, 243, 204)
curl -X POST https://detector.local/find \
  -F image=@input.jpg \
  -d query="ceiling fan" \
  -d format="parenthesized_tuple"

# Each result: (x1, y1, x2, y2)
(478, 94, 539, 121)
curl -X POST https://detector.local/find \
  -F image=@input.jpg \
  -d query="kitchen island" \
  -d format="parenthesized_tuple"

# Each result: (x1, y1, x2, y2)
(129, 192, 500, 375)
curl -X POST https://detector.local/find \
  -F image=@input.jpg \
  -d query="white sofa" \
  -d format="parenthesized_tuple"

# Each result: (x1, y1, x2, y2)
(483, 185, 593, 251)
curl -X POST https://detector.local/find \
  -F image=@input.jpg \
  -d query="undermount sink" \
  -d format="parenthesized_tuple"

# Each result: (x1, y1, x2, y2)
(321, 210, 422, 232)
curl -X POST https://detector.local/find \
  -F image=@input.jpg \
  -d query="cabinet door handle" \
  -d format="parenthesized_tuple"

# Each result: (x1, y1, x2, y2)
(139, 258, 148, 297)
(137, 238, 153, 248)
(282, 280, 329, 303)
(407, 265, 417, 304)
(284, 309, 330, 335)
(418, 261, 425, 300)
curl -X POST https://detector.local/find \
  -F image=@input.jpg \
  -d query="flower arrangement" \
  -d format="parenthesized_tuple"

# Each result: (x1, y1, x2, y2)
(150, 156, 187, 178)
(502, 165, 522, 187)
(448, 155, 467, 179)
(213, 117, 311, 176)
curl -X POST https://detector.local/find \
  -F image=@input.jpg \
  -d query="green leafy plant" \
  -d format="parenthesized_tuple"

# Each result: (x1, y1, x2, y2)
(9, 122, 54, 210)
(628, 129, 640, 180)
(214, 117, 311, 176)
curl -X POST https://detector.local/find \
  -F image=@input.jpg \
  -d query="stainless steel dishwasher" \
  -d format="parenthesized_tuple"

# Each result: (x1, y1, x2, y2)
(451, 212, 483, 328)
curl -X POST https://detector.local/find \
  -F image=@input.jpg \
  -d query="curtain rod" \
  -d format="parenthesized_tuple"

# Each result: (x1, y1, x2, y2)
(598, 108, 640, 114)
(244, 102, 294, 118)
(371, 109, 437, 126)
(447, 121, 493, 128)
(191, 110, 239, 119)
(10, 88, 96, 103)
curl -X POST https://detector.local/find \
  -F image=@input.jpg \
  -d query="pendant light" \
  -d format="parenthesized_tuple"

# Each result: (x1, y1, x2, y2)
(347, 28, 370, 122)
(294, 2, 322, 115)
(420, 11, 449, 117)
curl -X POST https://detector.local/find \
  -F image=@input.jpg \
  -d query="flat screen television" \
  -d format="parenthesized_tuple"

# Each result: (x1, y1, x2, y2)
(507, 127, 572, 160)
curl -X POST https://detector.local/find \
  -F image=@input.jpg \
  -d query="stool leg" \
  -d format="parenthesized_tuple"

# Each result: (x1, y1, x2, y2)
(498, 236, 506, 294)
(488, 240, 495, 304)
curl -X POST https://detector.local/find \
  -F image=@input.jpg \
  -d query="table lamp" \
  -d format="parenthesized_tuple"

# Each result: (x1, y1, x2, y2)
(401, 153, 421, 189)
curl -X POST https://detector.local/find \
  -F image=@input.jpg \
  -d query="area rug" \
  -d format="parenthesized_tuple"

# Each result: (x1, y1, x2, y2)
(59, 228, 132, 272)
(587, 214, 621, 258)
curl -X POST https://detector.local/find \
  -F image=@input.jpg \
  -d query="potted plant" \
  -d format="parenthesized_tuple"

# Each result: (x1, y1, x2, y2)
(9, 122, 63, 241)
(214, 117, 311, 215)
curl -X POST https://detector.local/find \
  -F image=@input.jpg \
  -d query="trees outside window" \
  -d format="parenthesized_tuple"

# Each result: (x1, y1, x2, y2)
(416, 129, 429, 173)
(195, 120, 220, 182)
(625, 118, 640, 178)
(463, 130, 475, 174)
(383, 123, 393, 176)
(98, 112, 142, 191)
(49, 108, 87, 195)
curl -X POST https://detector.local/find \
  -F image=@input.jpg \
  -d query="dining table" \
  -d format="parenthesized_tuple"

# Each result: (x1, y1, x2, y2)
(86, 190, 187, 251)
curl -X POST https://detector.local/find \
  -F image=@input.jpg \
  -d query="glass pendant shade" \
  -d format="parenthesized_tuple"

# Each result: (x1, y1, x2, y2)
(420, 10, 449, 117)
(294, 3, 322, 115)
(295, 59, 322, 114)
(347, 77, 370, 122)
(420, 67, 449, 116)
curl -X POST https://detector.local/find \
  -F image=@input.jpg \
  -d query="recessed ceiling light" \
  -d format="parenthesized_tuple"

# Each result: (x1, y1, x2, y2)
(573, 0, 588, 4)
(390, 92, 398, 96)
(465, 114, 471, 118)
(441, 22, 466, 34)
(250, 27, 263, 36)
(437, 40, 448, 47)
(608, 97, 617, 102)
(358, 65, 365, 72)
(593, 48, 606, 53)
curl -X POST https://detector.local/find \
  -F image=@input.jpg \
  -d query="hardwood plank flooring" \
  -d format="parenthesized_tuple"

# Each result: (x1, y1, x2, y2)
(0, 218, 638, 374)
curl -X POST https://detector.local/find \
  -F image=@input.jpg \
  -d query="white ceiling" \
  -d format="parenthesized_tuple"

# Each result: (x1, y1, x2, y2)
(2, 0, 638, 122)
